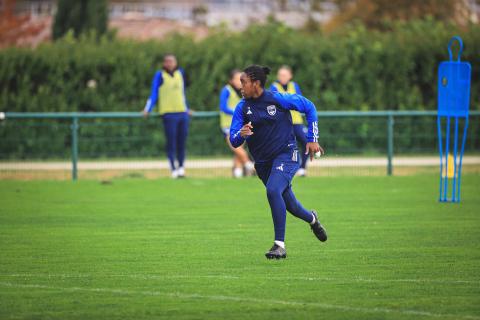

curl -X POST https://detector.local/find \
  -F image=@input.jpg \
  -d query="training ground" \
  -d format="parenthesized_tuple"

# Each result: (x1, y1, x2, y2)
(0, 175, 479, 319)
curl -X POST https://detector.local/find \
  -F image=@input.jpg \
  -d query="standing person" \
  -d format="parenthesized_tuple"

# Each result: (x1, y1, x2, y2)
(230, 65, 327, 259)
(219, 69, 254, 178)
(143, 54, 189, 179)
(270, 65, 309, 177)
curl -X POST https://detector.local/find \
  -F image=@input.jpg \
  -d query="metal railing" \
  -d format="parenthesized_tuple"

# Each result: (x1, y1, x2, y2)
(1, 110, 479, 180)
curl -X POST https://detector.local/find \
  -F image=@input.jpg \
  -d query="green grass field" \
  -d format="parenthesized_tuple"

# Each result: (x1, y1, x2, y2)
(0, 175, 479, 319)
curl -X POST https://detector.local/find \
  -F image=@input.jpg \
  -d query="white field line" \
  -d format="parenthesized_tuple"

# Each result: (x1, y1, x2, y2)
(0, 281, 479, 319)
(1, 273, 478, 285)
(1, 156, 480, 170)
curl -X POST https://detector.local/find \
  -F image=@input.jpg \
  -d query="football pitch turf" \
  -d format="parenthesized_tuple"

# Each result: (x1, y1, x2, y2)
(0, 175, 479, 320)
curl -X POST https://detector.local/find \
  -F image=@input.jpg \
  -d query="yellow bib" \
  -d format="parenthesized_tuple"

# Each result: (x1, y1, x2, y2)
(272, 81, 304, 125)
(158, 70, 187, 115)
(220, 84, 241, 129)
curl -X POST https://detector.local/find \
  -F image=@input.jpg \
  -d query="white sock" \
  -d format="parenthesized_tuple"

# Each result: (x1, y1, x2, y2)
(310, 213, 316, 225)
(274, 240, 285, 249)
(296, 168, 306, 176)
(233, 167, 243, 178)
(178, 167, 185, 176)
(171, 169, 178, 179)
(244, 161, 254, 171)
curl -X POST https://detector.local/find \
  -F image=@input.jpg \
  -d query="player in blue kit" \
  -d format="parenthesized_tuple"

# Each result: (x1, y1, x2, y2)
(219, 69, 255, 178)
(143, 54, 189, 179)
(230, 65, 328, 259)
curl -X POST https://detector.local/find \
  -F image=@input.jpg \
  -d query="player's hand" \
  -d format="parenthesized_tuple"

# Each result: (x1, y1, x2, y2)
(143, 110, 149, 118)
(305, 142, 324, 161)
(240, 122, 254, 138)
(187, 109, 194, 116)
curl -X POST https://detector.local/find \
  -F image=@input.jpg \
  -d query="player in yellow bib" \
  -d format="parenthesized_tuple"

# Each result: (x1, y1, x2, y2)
(270, 65, 309, 177)
(219, 69, 254, 178)
(143, 54, 189, 178)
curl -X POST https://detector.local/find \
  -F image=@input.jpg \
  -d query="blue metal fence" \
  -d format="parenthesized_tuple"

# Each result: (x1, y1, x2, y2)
(1, 110, 479, 180)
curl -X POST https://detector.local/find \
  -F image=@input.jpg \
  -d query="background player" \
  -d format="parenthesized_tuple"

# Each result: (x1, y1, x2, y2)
(270, 65, 309, 177)
(219, 69, 254, 178)
(230, 65, 327, 259)
(143, 54, 189, 179)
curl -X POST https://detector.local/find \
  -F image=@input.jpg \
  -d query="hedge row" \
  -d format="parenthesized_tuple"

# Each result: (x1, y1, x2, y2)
(0, 19, 478, 159)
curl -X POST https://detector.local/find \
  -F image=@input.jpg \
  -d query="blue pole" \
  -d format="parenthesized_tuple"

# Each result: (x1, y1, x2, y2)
(443, 117, 450, 201)
(437, 116, 444, 202)
(457, 118, 469, 202)
(452, 117, 459, 202)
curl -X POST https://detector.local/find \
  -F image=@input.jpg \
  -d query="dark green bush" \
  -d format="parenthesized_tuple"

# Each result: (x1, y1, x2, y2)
(0, 19, 478, 159)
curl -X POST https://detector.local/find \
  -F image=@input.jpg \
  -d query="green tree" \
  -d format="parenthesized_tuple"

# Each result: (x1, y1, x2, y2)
(53, 0, 108, 40)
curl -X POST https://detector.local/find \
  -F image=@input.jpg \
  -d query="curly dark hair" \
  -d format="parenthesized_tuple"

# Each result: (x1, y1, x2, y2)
(243, 65, 271, 88)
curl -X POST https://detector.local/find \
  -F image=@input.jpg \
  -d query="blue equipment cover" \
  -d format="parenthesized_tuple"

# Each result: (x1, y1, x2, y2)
(437, 36, 472, 203)
(437, 37, 471, 117)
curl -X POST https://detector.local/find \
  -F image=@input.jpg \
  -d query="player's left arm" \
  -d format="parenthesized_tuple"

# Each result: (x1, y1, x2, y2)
(273, 92, 324, 160)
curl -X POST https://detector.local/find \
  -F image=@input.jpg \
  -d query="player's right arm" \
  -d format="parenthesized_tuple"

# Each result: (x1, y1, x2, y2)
(293, 82, 302, 95)
(143, 71, 163, 116)
(229, 101, 252, 148)
(219, 87, 234, 115)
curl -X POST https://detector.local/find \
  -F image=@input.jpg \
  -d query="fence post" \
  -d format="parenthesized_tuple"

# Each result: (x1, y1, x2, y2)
(387, 113, 394, 176)
(71, 116, 79, 181)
